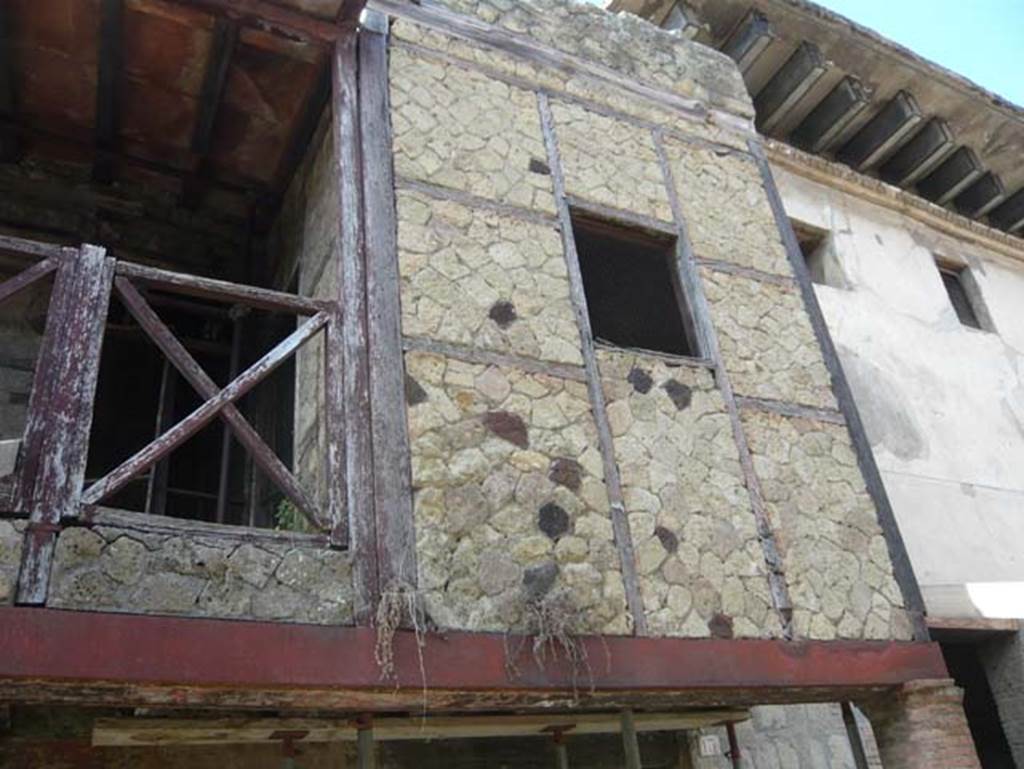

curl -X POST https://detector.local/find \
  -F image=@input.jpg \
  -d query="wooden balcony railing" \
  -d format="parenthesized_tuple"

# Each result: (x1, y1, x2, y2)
(0, 236, 346, 604)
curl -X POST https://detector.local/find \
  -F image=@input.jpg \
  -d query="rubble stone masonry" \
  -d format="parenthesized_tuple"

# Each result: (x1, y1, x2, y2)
(390, 0, 911, 642)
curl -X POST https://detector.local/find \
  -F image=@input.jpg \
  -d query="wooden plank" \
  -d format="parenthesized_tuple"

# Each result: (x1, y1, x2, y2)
(15, 246, 115, 603)
(178, 0, 349, 44)
(565, 195, 676, 237)
(652, 129, 794, 639)
(0, 235, 67, 261)
(620, 709, 642, 769)
(696, 257, 797, 288)
(182, 18, 240, 209)
(143, 359, 176, 516)
(396, 176, 559, 228)
(402, 336, 587, 382)
(93, 0, 125, 184)
(91, 710, 748, 747)
(0, 257, 59, 306)
(926, 616, 1020, 635)
(841, 703, 870, 769)
(332, 29, 378, 617)
(748, 138, 929, 641)
(84, 279, 329, 529)
(115, 261, 329, 314)
(537, 92, 647, 636)
(735, 395, 846, 426)
(360, 15, 417, 590)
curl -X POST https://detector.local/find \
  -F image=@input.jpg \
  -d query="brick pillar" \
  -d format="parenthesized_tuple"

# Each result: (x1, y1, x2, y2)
(861, 679, 980, 769)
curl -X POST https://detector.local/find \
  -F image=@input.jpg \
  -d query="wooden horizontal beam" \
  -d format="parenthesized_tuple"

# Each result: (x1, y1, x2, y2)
(92, 709, 749, 746)
(0, 607, 949, 712)
(754, 41, 827, 134)
(836, 91, 922, 171)
(176, 0, 352, 44)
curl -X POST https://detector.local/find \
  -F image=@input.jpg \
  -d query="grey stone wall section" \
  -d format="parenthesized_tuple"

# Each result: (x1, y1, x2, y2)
(0, 519, 26, 604)
(597, 350, 776, 638)
(47, 512, 354, 624)
(404, 350, 630, 634)
(981, 628, 1024, 767)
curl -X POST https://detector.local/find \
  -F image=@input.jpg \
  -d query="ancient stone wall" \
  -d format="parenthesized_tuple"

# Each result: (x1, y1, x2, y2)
(0, 519, 25, 605)
(389, 0, 912, 641)
(47, 510, 353, 624)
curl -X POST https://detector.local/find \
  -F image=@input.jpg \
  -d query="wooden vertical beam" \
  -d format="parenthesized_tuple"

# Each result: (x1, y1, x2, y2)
(747, 138, 929, 641)
(332, 29, 378, 617)
(144, 359, 177, 516)
(537, 92, 647, 636)
(16, 245, 115, 604)
(358, 12, 417, 590)
(355, 714, 376, 769)
(620, 709, 642, 769)
(215, 309, 245, 523)
(0, 2, 19, 162)
(841, 702, 871, 769)
(652, 129, 794, 639)
(182, 18, 239, 209)
(93, 0, 124, 184)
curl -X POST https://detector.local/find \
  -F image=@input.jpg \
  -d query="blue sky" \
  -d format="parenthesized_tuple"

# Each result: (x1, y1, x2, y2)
(810, 0, 1024, 106)
(588, 1, 1024, 106)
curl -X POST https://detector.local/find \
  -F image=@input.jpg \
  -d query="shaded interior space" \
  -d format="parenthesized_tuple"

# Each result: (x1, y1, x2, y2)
(935, 260, 991, 331)
(791, 218, 846, 288)
(0, 0, 338, 529)
(940, 641, 1016, 769)
(572, 214, 698, 357)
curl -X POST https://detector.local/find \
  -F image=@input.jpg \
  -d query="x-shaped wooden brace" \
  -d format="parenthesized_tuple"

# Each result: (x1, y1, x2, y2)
(81, 277, 330, 531)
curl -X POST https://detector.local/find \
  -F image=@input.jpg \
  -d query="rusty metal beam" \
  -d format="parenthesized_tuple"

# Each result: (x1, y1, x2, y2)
(93, 0, 125, 184)
(0, 607, 949, 708)
(182, 18, 240, 209)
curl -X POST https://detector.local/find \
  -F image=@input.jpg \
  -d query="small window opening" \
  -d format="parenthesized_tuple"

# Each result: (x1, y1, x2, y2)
(572, 214, 698, 357)
(791, 220, 841, 287)
(937, 261, 987, 330)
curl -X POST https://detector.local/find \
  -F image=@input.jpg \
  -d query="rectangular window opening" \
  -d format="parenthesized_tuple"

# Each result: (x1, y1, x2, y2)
(936, 260, 988, 331)
(791, 220, 835, 287)
(572, 213, 699, 358)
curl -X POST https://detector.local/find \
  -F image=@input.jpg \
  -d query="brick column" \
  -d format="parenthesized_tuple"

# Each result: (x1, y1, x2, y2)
(861, 679, 980, 769)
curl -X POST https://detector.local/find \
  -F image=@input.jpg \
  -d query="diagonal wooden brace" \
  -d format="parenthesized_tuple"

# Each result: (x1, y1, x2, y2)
(0, 256, 60, 306)
(82, 278, 329, 530)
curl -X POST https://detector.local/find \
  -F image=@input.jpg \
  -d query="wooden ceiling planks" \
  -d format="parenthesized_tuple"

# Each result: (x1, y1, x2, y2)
(3, 0, 345, 223)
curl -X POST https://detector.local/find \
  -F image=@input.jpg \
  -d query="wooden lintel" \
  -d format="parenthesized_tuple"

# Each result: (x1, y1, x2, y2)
(927, 616, 1020, 635)
(92, 710, 749, 747)
(182, 18, 240, 209)
(93, 0, 125, 184)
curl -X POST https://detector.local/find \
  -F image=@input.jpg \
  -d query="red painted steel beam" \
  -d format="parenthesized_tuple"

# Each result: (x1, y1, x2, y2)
(0, 608, 947, 702)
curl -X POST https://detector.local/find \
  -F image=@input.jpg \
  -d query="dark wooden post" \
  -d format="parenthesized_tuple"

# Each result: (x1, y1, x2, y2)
(15, 245, 115, 604)
(359, 10, 417, 592)
(621, 709, 642, 769)
(332, 27, 379, 618)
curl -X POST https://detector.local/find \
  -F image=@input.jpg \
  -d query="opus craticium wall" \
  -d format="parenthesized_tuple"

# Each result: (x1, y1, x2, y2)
(387, 0, 914, 642)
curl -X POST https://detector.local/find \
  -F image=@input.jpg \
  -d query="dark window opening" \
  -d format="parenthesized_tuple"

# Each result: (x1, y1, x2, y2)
(791, 220, 836, 287)
(938, 262, 985, 330)
(940, 641, 1016, 768)
(572, 215, 698, 357)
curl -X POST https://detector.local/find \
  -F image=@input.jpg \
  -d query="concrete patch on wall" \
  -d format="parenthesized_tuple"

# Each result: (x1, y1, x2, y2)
(390, 46, 555, 213)
(405, 351, 630, 634)
(598, 350, 777, 638)
(838, 345, 927, 462)
(0, 519, 26, 604)
(702, 268, 836, 410)
(47, 513, 354, 624)
(550, 100, 672, 222)
(396, 189, 583, 364)
(666, 139, 791, 276)
(741, 410, 913, 641)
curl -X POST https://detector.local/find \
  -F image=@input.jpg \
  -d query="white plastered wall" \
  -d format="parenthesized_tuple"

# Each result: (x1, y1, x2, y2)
(774, 167, 1024, 620)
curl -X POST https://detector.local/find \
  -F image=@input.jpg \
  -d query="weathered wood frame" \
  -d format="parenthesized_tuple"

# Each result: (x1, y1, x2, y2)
(0, 234, 349, 602)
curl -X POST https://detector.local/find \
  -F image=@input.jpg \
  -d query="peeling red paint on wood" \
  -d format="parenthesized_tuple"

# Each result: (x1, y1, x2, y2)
(0, 607, 949, 709)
